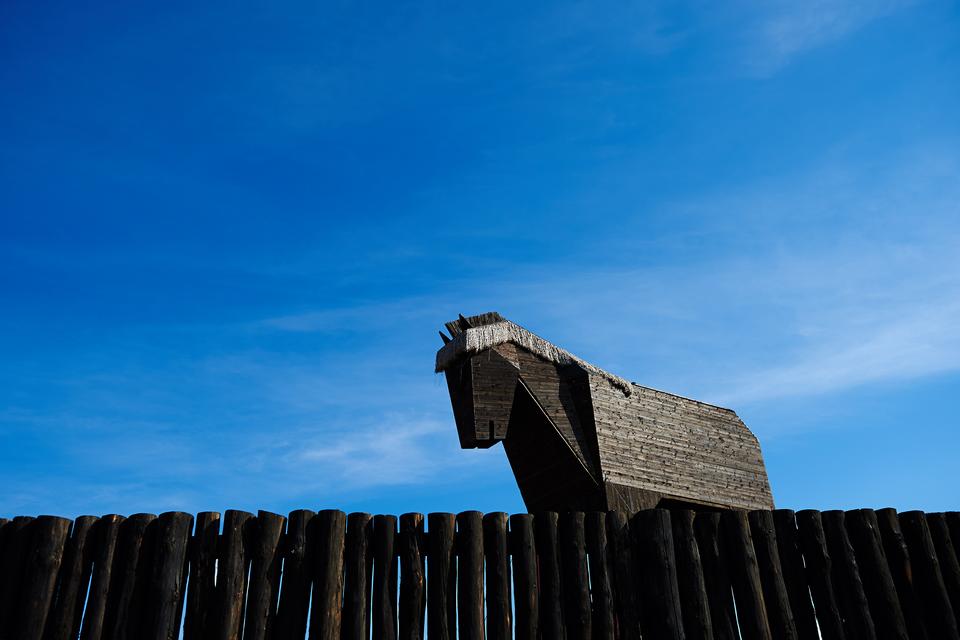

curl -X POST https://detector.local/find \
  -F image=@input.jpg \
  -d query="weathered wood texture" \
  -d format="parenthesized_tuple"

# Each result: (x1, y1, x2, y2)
(2, 507, 959, 639)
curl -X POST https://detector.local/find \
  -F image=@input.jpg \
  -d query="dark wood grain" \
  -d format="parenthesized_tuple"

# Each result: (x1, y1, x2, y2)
(81, 514, 124, 640)
(183, 511, 219, 640)
(875, 509, 928, 640)
(244, 511, 285, 640)
(309, 510, 346, 640)
(143, 511, 193, 640)
(104, 513, 157, 640)
(673, 510, 714, 640)
(341, 512, 372, 640)
(927, 513, 960, 624)
(795, 510, 845, 640)
(845, 509, 909, 640)
(559, 511, 591, 640)
(585, 511, 615, 640)
(373, 514, 398, 640)
(456, 511, 484, 640)
(694, 512, 738, 640)
(821, 510, 876, 640)
(45, 515, 98, 640)
(749, 510, 798, 640)
(0, 516, 35, 635)
(534, 511, 565, 640)
(274, 509, 316, 640)
(483, 512, 511, 640)
(898, 511, 959, 640)
(772, 510, 819, 640)
(508, 514, 537, 640)
(399, 513, 426, 640)
(215, 510, 254, 640)
(18, 515, 71, 640)
(427, 513, 456, 640)
(633, 509, 685, 640)
(723, 509, 771, 640)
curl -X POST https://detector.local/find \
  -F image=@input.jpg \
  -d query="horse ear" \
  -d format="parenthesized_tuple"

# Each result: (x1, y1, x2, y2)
(458, 313, 473, 331)
(439, 330, 452, 345)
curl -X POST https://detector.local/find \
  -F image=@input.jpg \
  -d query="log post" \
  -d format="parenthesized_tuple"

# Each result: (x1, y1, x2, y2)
(17, 515, 71, 640)
(633, 509, 685, 640)
(722, 510, 771, 640)
(875, 508, 929, 640)
(275, 509, 316, 640)
(142, 511, 193, 640)
(845, 509, 909, 640)
(585, 512, 615, 640)
(183, 511, 220, 640)
(559, 511, 591, 640)
(534, 512, 565, 640)
(898, 511, 960, 640)
(44, 515, 98, 640)
(104, 513, 157, 640)
(672, 510, 713, 640)
(694, 512, 737, 640)
(80, 514, 124, 640)
(215, 510, 254, 640)
(456, 511, 484, 640)
(510, 514, 538, 640)
(373, 514, 398, 640)
(310, 509, 346, 640)
(399, 513, 426, 640)
(771, 510, 819, 640)
(244, 511, 285, 640)
(427, 513, 456, 640)
(795, 510, 845, 640)
(483, 512, 511, 640)
(341, 512, 373, 640)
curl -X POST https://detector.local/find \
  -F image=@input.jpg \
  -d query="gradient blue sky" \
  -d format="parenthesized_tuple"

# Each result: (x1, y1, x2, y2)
(2, 0, 959, 519)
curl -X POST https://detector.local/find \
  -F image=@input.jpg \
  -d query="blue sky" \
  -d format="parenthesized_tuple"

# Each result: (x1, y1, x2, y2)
(2, 0, 958, 519)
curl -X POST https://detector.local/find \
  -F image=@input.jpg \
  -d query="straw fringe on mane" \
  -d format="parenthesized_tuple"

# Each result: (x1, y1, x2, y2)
(435, 320, 633, 396)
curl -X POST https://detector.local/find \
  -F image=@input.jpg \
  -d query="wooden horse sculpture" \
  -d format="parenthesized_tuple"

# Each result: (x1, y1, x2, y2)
(436, 312, 774, 512)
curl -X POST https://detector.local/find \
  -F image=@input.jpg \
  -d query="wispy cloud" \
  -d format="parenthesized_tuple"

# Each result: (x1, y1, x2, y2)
(748, 0, 915, 74)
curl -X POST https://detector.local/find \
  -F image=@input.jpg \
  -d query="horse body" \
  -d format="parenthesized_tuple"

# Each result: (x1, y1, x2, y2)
(436, 312, 774, 512)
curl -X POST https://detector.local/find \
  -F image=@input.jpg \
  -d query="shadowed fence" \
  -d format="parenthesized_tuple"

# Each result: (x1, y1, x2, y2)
(0, 508, 958, 639)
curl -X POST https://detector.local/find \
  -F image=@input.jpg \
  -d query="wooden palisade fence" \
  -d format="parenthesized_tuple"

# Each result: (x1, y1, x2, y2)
(1, 508, 959, 639)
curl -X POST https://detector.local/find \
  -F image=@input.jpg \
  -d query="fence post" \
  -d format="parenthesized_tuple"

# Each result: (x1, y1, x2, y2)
(457, 511, 484, 640)
(427, 513, 456, 640)
(633, 509, 685, 640)
(399, 513, 426, 640)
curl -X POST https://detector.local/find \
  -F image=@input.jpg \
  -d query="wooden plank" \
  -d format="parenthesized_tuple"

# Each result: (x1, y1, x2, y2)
(17, 515, 71, 639)
(45, 515, 98, 640)
(927, 513, 960, 623)
(80, 514, 124, 640)
(559, 511, 591, 640)
(244, 511, 286, 640)
(275, 509, 316, 640)
(672, 510, 713, 640)
(722, 509, 772, 640)
(898, 510, 960, 640)
(694, 512, 737, 640)
(771, 510, 819, 640)
(534, 511, 565, 640)
(0, 516, 35, 635)
(456, 511, 484, 640)
(509, 514, 538, 640)
(373, 514, 398, 640)
(947, 512, 960, 562)
(399, 513, 426, 640)
(310, 509, 346, 640)
(215, 510, 255, 640)
(482, 513, 511, 640)
(585, 511, 615, 640)
(875, 508, 929, 640)
(183, 511, 220, 640)
(142, 511, 193, 640)
(795, 510, 845, 640)
(749, 510, 797, 640)
(632, 509, 684, 640)
(427, 513, 456, 640)
(845, 509, 909, 640)
(821, 511, 876, 640)
(104, 513, 157, 640)
(341, 512, 372, 640)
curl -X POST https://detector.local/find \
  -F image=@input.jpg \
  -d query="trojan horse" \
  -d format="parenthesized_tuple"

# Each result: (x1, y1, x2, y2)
(436, 312, 774, 513)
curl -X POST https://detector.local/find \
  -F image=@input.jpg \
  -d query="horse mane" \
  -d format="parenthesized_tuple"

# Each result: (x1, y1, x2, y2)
(435, 312, 633, 396)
